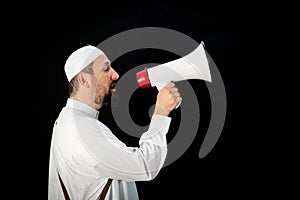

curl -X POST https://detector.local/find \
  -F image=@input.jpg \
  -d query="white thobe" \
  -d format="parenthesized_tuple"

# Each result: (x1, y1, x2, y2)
(48, 98, 171, 200)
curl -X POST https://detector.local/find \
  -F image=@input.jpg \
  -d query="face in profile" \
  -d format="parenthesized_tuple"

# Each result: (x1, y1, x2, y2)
(91, 54, 119, 108)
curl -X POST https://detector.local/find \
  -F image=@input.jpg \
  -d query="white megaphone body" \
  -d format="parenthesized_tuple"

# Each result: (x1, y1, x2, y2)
(136, 41, 212, 107)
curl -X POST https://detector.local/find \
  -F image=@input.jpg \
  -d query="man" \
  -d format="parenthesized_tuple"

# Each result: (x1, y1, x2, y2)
(48, 45, 182, 199)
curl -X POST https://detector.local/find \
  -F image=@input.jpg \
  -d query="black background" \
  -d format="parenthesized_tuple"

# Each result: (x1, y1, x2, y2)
(10, 0, 291, 199)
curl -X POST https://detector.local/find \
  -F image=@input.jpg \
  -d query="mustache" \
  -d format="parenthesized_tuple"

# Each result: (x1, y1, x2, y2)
(110, 81, 117, 89)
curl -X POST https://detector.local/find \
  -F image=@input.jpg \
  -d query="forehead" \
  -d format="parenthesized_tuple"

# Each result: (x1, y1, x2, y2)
(93, 54, 110, 70)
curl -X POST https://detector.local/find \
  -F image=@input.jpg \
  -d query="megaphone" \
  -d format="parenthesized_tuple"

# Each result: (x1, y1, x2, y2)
(136, 41, 212, 90)
(136, 41, 212, 107)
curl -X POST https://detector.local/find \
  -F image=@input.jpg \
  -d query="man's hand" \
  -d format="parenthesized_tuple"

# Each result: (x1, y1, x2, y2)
(154, 82, 182, 116)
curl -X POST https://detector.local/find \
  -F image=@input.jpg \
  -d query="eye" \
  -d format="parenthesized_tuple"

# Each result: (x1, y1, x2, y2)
(104, 67, 110, 72)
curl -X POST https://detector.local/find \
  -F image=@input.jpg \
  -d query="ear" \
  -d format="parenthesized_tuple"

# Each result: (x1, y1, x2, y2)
(77, 73, 91, 88)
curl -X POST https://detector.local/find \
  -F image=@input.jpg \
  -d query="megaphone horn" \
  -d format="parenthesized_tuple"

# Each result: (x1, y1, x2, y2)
(136, 41, 212, 91)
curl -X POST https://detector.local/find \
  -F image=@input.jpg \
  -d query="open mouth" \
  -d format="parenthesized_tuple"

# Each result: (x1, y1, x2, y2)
(110, 82, 116, 93)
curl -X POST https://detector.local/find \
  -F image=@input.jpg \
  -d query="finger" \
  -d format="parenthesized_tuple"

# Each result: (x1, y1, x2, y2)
(165, 82, 175, 88)
(170, 87, 178, 93)
(177, 96, 182, 102)
(173, 92, 181, 97)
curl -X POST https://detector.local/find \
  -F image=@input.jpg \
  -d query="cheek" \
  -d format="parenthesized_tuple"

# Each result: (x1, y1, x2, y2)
(94, 73, 110, 93)
(96, 79, 108, 93)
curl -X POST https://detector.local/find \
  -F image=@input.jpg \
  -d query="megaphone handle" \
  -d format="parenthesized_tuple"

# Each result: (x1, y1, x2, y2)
(155, 81, 181, 109)
(175, 101, 181, 109)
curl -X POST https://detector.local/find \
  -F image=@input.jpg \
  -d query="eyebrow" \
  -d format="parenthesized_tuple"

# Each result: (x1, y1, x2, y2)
(104, 61, 111, 67)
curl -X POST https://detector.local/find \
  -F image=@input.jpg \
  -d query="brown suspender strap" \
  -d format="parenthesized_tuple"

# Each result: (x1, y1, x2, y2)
(57, 171, 112, 200)
(99, 178, 113, 200)
(57, 171, 70, 200)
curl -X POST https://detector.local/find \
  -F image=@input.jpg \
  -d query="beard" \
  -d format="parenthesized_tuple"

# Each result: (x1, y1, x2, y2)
(102, 90, 112, 106)
(94, 89, 111, 107)
(94, 82, 115, 107)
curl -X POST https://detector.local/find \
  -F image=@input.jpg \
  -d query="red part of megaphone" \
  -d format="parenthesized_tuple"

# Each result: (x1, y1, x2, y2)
(136, 67, 151, 88)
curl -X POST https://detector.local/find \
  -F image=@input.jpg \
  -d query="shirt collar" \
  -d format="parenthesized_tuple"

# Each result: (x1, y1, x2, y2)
(65, 98, 99, 119)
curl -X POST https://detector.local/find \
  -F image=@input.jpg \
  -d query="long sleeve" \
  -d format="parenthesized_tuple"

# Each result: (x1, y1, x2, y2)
(78, 114, 171, 181)
(49, 99, 172, 199)
(54, 112, 171, 182)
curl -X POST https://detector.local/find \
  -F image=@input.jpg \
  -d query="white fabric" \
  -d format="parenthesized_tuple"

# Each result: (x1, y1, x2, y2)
(64, 45, 104, 82)
(48, 98, 171, 200)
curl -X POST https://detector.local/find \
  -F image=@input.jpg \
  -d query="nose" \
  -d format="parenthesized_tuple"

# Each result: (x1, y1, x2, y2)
(110, 67, 119, 80)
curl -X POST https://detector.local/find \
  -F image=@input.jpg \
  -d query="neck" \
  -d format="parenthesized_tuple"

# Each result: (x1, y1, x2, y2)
(70, 92, 101, 111)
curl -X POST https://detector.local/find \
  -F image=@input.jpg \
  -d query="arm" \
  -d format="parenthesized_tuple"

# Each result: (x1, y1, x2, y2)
(73, 83, 181, 181)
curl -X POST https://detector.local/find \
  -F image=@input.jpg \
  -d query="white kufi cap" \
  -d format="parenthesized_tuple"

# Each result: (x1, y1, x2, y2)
(64, 45, 104, 82)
